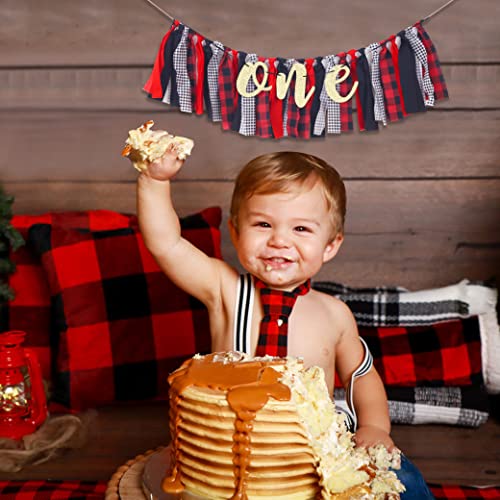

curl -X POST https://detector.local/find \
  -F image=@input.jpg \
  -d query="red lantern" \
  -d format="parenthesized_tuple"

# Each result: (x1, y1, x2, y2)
(0, 330, 48, 440)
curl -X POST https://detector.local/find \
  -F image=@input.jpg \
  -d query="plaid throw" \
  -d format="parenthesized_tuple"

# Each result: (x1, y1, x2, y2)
(0, 480, 106, 499)
(1, 480, 498, 500)
(255, 279, 311, 357)
(335, 385, 489, 427)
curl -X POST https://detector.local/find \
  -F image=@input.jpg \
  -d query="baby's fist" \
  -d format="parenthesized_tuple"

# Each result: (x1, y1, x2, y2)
(354, 425, 395, 451)
(146, 143, 184, 181)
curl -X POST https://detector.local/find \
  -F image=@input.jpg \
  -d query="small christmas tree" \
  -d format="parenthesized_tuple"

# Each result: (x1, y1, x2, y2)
(0, 185, 24, 303)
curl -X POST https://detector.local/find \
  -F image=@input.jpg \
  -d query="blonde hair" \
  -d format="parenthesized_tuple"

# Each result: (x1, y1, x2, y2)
(230, 152, 346, 236)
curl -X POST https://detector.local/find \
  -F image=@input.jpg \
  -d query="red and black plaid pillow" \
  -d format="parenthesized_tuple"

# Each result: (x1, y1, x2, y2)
(1, 211, 135, 380)
(334, 318, 483, 388)
(28, 207, 222, 411)
(364, 318, 482, 387)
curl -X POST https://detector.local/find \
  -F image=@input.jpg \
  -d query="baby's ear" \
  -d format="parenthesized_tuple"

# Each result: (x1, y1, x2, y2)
(323, 233, 344, 263)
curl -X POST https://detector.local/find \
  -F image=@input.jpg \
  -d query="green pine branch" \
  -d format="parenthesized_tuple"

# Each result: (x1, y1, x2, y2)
(0, 185, 24, 304)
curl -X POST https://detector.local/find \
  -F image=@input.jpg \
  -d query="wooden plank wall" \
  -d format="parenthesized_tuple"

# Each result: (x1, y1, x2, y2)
(1, 0, 499, 289)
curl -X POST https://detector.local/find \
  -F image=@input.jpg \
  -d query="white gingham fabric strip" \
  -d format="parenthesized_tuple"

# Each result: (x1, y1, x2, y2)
(239, 53, 258, 136)
(314, 55, 341, 135)
(172, 25, 192, 113)
(405, 26, 435, 107)
(207, 41, 225, 122)
(281, 59, 295, 138)
(368, 43, 387, 125)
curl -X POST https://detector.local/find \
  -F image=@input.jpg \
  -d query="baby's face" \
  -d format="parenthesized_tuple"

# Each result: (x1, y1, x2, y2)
(229, 180, 343, 290)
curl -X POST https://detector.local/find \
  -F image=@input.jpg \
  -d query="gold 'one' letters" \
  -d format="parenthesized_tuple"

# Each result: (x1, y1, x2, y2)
(236, 62, 358, 104)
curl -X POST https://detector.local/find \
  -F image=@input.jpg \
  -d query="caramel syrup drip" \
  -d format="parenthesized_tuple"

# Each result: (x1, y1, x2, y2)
(162, 355, 291, 499)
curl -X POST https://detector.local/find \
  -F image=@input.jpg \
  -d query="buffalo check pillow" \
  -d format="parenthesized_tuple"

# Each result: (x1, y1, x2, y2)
(28, 207, 222, 410)
(1, 211, 135, 380)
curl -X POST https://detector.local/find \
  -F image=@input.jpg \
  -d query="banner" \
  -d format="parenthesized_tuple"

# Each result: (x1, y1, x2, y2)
(144, 20, 448, 139)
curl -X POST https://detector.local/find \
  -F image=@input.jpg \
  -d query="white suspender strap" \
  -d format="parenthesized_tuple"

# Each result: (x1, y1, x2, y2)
(233, 274, 255, 355)
(338, 337, 374, 432)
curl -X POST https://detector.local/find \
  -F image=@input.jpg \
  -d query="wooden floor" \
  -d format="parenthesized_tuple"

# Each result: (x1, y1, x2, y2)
(1, 401, 498, 488)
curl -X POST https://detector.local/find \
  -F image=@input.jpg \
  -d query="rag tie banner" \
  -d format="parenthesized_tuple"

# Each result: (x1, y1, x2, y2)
(143, 19, 448, 139)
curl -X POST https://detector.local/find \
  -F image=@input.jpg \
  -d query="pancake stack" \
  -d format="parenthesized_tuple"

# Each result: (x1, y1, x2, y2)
(163, 352, 404, 500)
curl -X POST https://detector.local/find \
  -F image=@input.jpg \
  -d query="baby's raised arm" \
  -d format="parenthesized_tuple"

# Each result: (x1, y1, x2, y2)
(132, 126, 228, 307)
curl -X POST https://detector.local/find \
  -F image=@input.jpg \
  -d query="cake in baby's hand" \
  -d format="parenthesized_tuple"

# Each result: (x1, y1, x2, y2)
(121, 120, 194, 173)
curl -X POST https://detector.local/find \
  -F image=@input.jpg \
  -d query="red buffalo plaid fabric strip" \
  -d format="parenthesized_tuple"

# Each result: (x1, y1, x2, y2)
(360, 317, 483, 387)
(255, 279, 311, 357)
(27, 208, 221, 411)
(429, 484, 500, 499)
(0, 480, 107, 499)
(379, 42, 405, 122)
(1, 481, 498, 499)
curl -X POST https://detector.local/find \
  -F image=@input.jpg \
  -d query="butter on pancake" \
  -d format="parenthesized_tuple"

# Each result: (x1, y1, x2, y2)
(121, 120, 194, 172)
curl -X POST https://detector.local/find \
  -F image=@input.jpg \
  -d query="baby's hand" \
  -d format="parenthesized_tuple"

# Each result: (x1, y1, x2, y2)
(145, 143, 185, 181)
(354, 425, 395, 451)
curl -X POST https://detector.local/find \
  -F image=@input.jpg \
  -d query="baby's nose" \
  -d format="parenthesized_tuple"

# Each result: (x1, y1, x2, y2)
(268, 230, 291, 248)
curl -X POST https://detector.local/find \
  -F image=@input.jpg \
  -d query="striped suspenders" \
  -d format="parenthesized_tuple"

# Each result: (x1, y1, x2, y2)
(232, 273, 374, 431)
(233, 274, 255, 355)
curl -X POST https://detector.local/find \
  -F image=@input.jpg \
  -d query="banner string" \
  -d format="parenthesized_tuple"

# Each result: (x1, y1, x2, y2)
(422, 0, 460, 23)
(142, 0, 460, 24)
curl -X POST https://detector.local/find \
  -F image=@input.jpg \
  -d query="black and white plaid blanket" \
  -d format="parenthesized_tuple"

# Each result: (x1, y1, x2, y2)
(314, 279, 500, 394)
(334, 386, 489, 427)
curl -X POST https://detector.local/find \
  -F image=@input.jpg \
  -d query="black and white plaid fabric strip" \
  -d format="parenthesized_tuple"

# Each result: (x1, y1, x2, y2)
(313, 55, 341, 135)
(335, 387, 489, 427)
(368, 43, 387, 125)
(173, 25, 192, 113)
(207, 41, 225, 122)
(239, 53, 258, 136)
(405, 26, 435, 107)
(281, 59, 295, 138)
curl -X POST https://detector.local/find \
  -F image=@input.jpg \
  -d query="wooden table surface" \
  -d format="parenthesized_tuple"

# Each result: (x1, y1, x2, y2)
(1, 401, 499, 487)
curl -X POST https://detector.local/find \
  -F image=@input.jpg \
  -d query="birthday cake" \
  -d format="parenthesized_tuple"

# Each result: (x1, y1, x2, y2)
(121, 120, 194, 173)
(162, 352, 404, 499)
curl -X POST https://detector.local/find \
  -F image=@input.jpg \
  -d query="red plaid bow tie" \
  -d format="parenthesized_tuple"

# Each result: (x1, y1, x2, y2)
(254, 278, 311, 357)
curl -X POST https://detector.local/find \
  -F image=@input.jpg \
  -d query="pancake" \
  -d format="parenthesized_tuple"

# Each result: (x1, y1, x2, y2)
(163, 352, 404, 499)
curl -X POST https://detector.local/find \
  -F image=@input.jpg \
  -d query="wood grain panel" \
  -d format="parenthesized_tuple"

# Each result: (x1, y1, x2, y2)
(1, 64, 498, 111)
(4, 179, 499, 289)
(3, 0, 499, 65)
(2, 110, 500, 181)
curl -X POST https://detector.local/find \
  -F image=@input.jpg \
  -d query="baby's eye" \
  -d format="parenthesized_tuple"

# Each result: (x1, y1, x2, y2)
(294, 226, 311, 233)
(256, 221, 271, 228)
